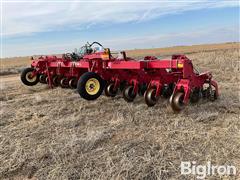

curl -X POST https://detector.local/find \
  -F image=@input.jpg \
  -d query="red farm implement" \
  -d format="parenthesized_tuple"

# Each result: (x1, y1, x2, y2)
(21, 42, 219, 112)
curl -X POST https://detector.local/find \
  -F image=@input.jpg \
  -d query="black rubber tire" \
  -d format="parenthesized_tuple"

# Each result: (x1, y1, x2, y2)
(39, 74, 47, 84)
(69, 78, 78, 89)
(162, 83, 174, 98)
(138, 83, 147, 96)
(144, 88, 158, 107)
(190, 88, 200, 103)
(202, 89, 209, 99)
(60, 78, 69, 88)
(45, 76, 49, 84)
(52, 75, 60, 86)
(170, 92, 185, 112)
(77, 72, 104, 100)
(119, 81, 127, 92)
(20, 67, 39, 86)
(122, 86, 137, 102)
(105, 83, 118, 97)
(209, 90, 217, 101)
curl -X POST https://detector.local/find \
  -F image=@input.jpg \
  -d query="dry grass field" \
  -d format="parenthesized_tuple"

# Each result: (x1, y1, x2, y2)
(0, 43, 240, 179)
(1, 42, 239, 75)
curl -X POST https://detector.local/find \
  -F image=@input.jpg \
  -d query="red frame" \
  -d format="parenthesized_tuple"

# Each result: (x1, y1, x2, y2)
(30, 51, 219, 105)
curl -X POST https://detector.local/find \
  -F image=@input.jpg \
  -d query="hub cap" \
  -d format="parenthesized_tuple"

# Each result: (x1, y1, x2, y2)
(85, 78, 100, 95)
(26, 72, 37, 82)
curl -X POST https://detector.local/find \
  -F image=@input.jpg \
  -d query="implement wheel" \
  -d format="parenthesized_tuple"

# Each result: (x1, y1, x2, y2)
(45, 76, 49, 84)
(69, 78, 78, 89)
(77, 72, 104, 100)
(119, 81, 127, 92)
(190, 88, 200, 103)
(209, 90, 217, 101)
(52, 75, 60, 86)
(60, 78, 69, 88)
(170, 92, 185, 112)
(138, 83, 147, 96)
(39, 74, 47, 84)
(21, 68, 39, 86)
(144, 88, 158, 107)
(123, 86, 136, 102)
(105, 83, 118, 97)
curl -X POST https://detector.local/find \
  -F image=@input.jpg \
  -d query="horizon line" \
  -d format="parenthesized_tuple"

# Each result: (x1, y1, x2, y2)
(1, 41, 239, 59)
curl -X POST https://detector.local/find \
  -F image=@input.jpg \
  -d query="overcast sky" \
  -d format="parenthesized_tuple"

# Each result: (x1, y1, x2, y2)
(1, 0, 239, 57)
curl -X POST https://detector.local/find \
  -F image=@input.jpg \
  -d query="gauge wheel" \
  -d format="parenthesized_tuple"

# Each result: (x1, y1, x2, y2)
(138, 83, 147, 96)
(20, 67, 39, 86)
(69, 78, 78, 89)
(52, 75, 60, 86)
(144, 88, 158, 107)
(122, 85, 137, 102)
(209, 90, 217, 101)
(77, 72, 104, 100)
(169, 92, 185, 112)
(39, 74, 47, 84)
(45, 76, 50, 84)
(60, 77, 69, 88)
(190, 88, 200, 103)
(105, 83, 118, 97)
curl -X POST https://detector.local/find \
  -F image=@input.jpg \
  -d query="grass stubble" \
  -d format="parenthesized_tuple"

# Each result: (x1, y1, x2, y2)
(0, 43, 239, 179)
